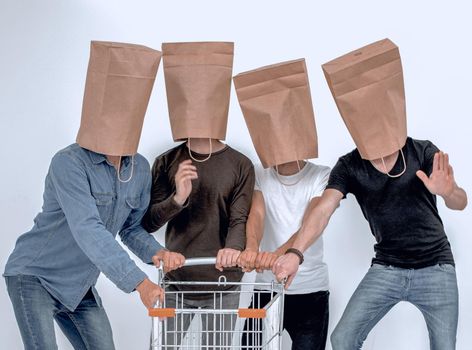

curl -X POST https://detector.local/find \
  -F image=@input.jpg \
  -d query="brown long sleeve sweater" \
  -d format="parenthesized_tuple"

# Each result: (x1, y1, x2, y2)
(142, 142, 255, 294)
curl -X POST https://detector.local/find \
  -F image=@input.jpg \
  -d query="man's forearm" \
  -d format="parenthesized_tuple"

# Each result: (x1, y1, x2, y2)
(274, 232, 299, 255)
(444, 185, 468, 210)
(290, 190, 342, 253)
(245, 221, 264, 251)
(142, 195, 185, 232)
(291, 207, 331, 253)
(245, 231, 260, 251)
(120, 226, 164, 264)
(225, 222, 247, 251)
(244, 204, 265, 251)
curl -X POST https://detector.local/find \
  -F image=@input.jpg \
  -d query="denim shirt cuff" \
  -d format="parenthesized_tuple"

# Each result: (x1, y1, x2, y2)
(143, 241, 165, 265)
(118, 266, 147, 293)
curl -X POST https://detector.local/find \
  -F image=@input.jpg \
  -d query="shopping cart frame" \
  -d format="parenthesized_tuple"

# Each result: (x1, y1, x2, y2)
(148, 257, 285, 349)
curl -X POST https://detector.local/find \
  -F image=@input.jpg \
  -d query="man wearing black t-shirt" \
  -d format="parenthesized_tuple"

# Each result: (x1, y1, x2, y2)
(273, 40, 468, 349)
(273, 138, 467, 349)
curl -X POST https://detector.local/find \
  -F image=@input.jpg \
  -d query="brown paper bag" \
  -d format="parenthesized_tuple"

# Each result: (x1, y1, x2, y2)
(162, 42, 234, 141)
(234, 59, 318, 168)
(322, 38, 407, 160)
(77, 41, 161, 156)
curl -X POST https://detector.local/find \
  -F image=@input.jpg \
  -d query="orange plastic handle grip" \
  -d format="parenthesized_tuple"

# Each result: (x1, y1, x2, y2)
(238, 308, 266, 319)
(148, 308, 176, 318)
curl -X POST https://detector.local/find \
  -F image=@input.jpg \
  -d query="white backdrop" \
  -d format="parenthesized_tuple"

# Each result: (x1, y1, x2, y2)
(1, 1, 471, 349)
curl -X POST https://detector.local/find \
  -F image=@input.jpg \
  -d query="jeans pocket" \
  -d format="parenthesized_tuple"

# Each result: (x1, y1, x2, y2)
(437, 263, 455, 273)
(371, 263, 394, 271)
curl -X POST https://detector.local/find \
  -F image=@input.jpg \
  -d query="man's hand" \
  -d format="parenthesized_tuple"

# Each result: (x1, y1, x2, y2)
(152, 250, 185, 273)
(136, 278, 164, 309)
(173, 160, 198, 205)
(238, 248, 258, 272)
(416, 151, 456, 198)
(272, 253, 300, 289)
(254, 251, 280, 272)
(215, 248, 241, 272)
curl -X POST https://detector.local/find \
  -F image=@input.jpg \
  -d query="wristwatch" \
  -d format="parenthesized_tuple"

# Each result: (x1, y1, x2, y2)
(285, 248, 304, 265)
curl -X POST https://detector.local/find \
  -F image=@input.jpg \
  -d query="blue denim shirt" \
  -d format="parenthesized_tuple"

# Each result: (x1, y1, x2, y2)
(4, 144, 163, 311)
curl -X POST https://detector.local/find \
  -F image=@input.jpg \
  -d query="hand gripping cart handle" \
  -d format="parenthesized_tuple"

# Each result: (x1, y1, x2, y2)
(148, 257, 285, 349)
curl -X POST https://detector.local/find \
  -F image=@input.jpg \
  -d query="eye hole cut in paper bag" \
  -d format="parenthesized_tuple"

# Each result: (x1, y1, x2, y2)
(162, 42, 234, 141)
(322, 38, 407, 160)
(77, 41, 161, 156)
(233, 59, 318, 168)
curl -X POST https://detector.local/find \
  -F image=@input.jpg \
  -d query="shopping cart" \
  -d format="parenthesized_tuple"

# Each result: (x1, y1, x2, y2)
(148, 257, 285, 349)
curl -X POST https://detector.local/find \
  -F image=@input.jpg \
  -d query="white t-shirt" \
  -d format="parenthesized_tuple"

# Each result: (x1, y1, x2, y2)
(254, 162, 331, 294)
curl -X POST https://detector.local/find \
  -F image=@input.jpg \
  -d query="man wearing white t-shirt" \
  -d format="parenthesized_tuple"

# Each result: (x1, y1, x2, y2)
(239, 160, 331, 350)
(233, 58, 329, 349)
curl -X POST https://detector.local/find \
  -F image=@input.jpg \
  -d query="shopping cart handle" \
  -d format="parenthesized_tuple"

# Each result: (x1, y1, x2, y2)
(183, 257, 217, 267)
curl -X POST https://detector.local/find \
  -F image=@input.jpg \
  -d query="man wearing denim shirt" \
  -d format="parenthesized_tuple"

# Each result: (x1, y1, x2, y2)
(3, 41, 184, 350)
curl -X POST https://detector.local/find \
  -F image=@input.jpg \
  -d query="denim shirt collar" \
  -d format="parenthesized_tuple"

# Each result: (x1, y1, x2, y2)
(87, 149, 133, 167)
(89, 150, 108, 165)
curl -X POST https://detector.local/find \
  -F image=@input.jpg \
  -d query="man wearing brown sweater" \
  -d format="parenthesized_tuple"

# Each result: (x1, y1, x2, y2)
(142, 138, 254, 347)
(142, 139, 254, 284)
(142, 41, 255, 348)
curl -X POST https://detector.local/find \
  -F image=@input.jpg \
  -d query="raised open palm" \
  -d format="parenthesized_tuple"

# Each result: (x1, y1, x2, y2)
(416, 151, 455, 197)
(173, 159, 198, 205)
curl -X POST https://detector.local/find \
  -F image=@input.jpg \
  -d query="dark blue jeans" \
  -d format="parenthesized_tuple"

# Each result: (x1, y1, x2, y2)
(243, 290, 329, 350)
(5, 275, 115, 350)
(331, 264, 458, 350)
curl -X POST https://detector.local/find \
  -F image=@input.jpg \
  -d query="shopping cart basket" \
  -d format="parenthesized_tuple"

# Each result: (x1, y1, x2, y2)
(148, 257, 285, 349)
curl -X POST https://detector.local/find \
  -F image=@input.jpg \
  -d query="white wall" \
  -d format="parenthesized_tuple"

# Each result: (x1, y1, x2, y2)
(0, 1, 471, 349)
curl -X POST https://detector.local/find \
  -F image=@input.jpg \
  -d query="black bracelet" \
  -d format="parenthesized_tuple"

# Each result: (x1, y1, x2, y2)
(285, 248, 304, 265)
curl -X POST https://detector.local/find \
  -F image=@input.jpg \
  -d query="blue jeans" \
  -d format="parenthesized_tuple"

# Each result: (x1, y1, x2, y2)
(331, 264, 458, 350)
(5, 275, 115, 350)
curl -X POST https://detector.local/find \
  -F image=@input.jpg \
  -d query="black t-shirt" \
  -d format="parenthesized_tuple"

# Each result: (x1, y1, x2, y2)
(326, 137, 454, 268)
